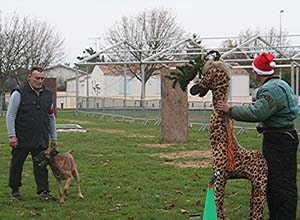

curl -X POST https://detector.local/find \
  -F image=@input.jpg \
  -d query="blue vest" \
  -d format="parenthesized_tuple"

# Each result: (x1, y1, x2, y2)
(13, 82, 53, 149)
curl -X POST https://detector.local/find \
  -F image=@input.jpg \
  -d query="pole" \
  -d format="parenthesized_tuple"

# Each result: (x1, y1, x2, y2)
(123, 64, 127, 107)
(291, 63, 295, 92)
(296, 66, 299, 104)
(75, 68, 79, 114)
(141, 63, 145, 107)
(279, 9, 284, 78)
(279, 10, 283, 47)
(86, 66, 89, 109)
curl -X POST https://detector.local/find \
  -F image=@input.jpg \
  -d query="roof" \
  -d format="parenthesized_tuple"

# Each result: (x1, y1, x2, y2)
(98, 64, 168, 76)
(229, 62, 249, 75)
(97, 63, 249, 76)
(45, 64, 87, 75)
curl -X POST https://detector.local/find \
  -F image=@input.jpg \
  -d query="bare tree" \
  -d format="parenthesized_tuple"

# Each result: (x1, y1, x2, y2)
(0, 13, 64, 93)
(221, 28, 290, 59)
(220, 28, 294, 88)
(102, 8, 186, 99)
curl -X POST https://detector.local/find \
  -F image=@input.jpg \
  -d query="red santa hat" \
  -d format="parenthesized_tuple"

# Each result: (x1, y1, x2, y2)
(252, 52, 276, 75)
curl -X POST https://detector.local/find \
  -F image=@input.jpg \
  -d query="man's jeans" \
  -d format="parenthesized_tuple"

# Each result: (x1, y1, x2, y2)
(263, 130, 298, 220)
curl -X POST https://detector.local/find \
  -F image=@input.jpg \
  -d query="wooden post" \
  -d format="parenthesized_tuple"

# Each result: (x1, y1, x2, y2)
(160, 71, 188, 143)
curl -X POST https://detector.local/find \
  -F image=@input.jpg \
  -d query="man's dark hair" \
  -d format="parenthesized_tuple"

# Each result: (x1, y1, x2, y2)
(30, 67, 44, 74)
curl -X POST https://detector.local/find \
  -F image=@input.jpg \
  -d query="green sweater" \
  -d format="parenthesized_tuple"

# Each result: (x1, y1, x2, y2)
(231, 77, 299, 129)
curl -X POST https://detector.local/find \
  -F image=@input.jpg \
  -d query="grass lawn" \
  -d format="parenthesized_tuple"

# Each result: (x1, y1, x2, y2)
(0, 111, 298, 220)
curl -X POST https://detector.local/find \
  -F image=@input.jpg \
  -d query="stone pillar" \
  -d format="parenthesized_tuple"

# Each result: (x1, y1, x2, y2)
(44, 78, 57, 113)
(161, 71, 188, 143)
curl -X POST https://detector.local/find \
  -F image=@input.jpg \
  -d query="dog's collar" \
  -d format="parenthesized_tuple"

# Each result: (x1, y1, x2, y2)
(50, 149, 60, 157)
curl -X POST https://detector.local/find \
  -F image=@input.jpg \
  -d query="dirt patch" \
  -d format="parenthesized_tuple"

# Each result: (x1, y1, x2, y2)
(128, 134, 156, 139)
(153, 150, 211, 159)
(152, 150, 212, 168)
(93, 128, 126, 134)
(136, 143, 175, 148)
(64, 119, 95, 125)
(163, 160, 211, 168)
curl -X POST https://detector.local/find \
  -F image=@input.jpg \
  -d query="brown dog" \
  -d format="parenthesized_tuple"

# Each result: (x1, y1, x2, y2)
(37, 148, 84, 203)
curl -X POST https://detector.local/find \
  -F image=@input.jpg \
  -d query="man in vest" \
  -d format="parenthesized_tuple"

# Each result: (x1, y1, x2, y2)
(216, 52, 299, 220)
(6, 67, 57, 201)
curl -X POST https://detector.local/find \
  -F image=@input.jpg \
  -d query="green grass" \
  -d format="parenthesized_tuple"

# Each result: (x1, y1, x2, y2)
(0, 111, 298, 219)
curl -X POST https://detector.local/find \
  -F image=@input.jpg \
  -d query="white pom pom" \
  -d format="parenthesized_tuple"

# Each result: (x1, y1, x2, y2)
(207, 54, 214, 60)
(270, 61, 276, 67)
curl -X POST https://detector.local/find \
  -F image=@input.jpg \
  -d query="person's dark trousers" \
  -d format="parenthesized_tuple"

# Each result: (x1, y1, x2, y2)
(9, 147, 49, 194)
(263, 130, 298, 220)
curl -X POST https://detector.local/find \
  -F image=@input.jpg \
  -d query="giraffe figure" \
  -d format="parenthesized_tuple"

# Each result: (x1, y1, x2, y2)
(193, 59, 268, 220)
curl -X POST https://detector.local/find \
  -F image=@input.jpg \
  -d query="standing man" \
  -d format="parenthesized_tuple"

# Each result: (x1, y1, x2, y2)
(216, 52, 299, 220)
(6, 67, 57, 201)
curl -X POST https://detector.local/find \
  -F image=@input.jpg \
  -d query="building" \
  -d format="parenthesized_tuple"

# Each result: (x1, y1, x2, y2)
(45, 64, 85, 81)
(66, 65, 162, 99)
(66, 63, 250, 101)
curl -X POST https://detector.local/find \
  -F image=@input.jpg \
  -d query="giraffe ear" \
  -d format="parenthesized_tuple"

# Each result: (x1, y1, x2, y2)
(205, 50, 221, 61)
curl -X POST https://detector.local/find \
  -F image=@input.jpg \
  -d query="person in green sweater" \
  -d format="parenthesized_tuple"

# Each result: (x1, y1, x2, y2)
(216, 52, 299, 220)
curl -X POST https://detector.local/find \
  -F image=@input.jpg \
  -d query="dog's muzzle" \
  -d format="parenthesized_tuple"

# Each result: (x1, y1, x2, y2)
(190, 84, 209, 97)
(34, 153, 49, 167)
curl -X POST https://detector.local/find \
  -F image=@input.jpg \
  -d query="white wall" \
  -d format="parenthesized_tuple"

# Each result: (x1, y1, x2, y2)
(231, 74, 249, 97)
(66, 66, 249, 100)
(67, 66, 162, 99)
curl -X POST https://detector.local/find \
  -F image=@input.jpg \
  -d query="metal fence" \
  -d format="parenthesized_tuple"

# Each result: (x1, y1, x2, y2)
(73, 96, 300, 134)
(1, 94, 300, 134)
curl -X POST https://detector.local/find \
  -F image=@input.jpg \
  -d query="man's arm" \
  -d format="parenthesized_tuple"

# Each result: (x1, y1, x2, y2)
(6, 91, 21, 148)
(216, 89, 277, 122)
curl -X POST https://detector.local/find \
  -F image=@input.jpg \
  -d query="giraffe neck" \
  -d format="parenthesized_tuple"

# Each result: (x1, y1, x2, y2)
(210, 85, 231, 152)
(212, 85, 229, 108)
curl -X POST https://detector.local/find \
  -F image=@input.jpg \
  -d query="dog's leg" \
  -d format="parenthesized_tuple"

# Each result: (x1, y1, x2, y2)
(72, 169, 84, 199)
(64, 174, 73, 198)
(56, 179, 65, 203)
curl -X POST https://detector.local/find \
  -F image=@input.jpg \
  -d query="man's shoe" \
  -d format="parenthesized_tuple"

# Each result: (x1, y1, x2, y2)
(39, 191, 56, 201)
(11, 190, 22, 201)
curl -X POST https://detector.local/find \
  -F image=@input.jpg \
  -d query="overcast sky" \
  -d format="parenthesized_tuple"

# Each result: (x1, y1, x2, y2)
(1, 0, 299, 65)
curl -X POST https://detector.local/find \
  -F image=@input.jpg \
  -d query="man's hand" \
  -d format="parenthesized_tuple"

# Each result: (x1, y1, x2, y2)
(50, 140, 57, 148)
(8, 136, 18, 148)
(216, 100, 231, 113)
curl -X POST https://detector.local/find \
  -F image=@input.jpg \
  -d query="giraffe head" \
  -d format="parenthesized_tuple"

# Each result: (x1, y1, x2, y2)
(190, 59, 231, 99)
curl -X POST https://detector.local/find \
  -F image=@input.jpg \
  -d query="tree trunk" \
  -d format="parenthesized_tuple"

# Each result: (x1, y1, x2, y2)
(44, 78, 57, 114)
(160, 70, 188, 143)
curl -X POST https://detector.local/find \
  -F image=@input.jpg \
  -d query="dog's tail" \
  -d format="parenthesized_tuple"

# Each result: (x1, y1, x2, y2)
(67, 149, 74, 154)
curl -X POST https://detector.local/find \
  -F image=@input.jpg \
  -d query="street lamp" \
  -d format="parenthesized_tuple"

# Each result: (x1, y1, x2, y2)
(279, 9, 284, 48)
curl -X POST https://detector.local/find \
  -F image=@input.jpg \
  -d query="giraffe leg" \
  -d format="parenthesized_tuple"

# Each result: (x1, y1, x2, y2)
(249, 167, 268, 220)
(249, 185, 266, 220)
(214, 176, 227, 220)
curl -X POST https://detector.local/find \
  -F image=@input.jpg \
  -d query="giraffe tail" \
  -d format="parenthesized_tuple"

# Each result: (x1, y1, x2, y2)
(227, 119, 235, 172)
